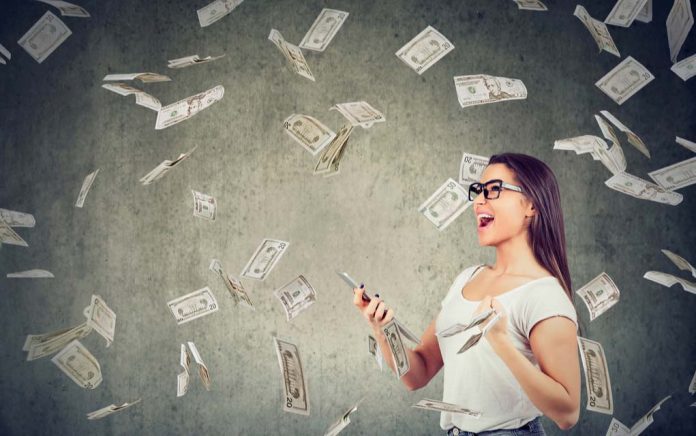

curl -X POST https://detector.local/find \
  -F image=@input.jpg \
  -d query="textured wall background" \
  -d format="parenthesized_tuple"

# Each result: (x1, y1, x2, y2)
(1, 0, 695, 434)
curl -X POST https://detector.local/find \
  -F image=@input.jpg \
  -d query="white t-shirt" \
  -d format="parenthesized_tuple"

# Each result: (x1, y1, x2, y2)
(436, 264, 578, 432)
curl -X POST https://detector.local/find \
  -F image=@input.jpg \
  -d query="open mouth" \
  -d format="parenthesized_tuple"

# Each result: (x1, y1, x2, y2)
(478, 216, 494, 229)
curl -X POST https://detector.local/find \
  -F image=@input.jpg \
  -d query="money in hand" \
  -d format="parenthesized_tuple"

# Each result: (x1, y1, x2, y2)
(167, 286, 219, 325)
(419, 178, 472, 231)
(191, 190, 216, 220)
(577, 273, 621, 321)
(273, 337, 310, 415)
(412, 399, 481, 418)
(84, 295, 116, 347)
(18, 11, 71, 63)
(241, 238, 289, 281)
(274, 275, 317, 321)
(595, 56, 654, 105)
(140, 146, 196, 185)
(87, 399, 141, 420)
(75, 169, 99, 208)
(574, 5, 620, 57)
(454, 75, 527, 108)
(155, 85, 225, 130)
(283, 113, 336, 155)
(299, 9, 349, 52)
(51, 339, 102, 389)
(396, 26, 454, 75)
(381, 319, 410, 378)
(577, 336, 613, 415)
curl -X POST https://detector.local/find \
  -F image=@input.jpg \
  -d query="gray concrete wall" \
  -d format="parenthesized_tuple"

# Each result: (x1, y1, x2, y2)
(1, 0, 695, 434)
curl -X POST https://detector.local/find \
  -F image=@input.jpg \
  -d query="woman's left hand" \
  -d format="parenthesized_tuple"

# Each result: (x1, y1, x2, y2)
(474, 295, 509, 344)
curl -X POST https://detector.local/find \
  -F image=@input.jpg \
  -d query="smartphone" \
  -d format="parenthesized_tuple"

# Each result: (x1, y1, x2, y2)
(336, 271, 371, 303)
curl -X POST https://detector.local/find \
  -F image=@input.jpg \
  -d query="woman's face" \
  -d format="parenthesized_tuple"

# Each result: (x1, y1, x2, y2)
(473, 163, 534, 247)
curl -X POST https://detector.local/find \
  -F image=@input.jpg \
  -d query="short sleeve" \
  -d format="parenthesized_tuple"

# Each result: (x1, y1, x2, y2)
(519, 282, 578, 339)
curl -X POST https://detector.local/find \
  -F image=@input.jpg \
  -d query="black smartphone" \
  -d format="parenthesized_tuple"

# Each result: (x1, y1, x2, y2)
(336, 271, 372, 303)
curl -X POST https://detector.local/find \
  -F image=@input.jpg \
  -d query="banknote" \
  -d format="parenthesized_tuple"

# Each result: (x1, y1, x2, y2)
(599, 111, 650, 158)
(577, 336, 613, 415)
(0, 42, 11, 64)
(574, 6, 620, 57)
(187, 342, 211, 390)
(24, 322, 92, 361)
(454, 75, 527, 108)
(18, 11, 71, 63)
(0, 208, 34, 227)
(627, 396, 671, 435)
(155, 85, 224, 130)
(321, 131, 350, 178)
(274, 275, 317, 321)
(606, 417, 630, 436)
(102, 83, 162, 111)
(595, 56, 654, 105)
(396, 26, 454, 75)
(690, 369, 696, 394)
(268, 29, 315, 82)
(368, 334, 384, 371)
(192, 190, 216, 220)
(661, 249, 696, 278)
(167, 286, 219, 325)
(75, 169, 99, 208)
(36, 0, 90, 18)
(273, 337, 310, 415)
(635, 0, 652, 23)
(283, 113, 336, 155)
(671, 53, 696, 81)
(412, 399, 481, 418)
(676, 136, 696, 153)
(197, 0, 244, 27)
(51, 339, 102, 389)
(7, 269, 53, 278)
(604, 0, 649, 27)
(209, 259, 255, 310)
(84, 295, 116, 347)
(418, 178, 472, 231)
(87, 398, 141, 420)
(103, 72, 171, 83)
(595, 114, 621, 146)
(331, 101, 385, 129)
(667, 0, 693, 62)
(177, 343, 190, 397)
(604, 172, 683, 205)
(314, 125, 353, 175)
(554, 135, 608, 156)
(324, 398, 362, 436)
(647, 155, 696, 191)
(0, 218, 29, 247)
(168, 54, 225, 69)
(299, 9, 349, 52)
(382, 319, 410, 378)
(643, 271, 696, 294)
(514, 0, 547, 11)
(459, 152, 489, 186)
(577, 273, 620, 321)
(140, 146, 197, 185)
(241, 238, 289, 281)
(595, 142, 626, 175)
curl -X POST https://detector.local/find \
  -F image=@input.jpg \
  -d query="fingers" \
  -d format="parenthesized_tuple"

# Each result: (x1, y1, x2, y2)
(383, 308, 395, 324)
(353, 287, 364, 306)
(374, 301, 387, 321)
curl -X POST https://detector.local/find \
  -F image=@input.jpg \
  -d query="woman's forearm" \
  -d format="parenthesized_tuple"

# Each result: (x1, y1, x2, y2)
(372, 328, 429, 391)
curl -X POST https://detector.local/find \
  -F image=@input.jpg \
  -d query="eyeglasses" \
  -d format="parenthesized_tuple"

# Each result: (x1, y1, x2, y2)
(468, 179, 524, 201)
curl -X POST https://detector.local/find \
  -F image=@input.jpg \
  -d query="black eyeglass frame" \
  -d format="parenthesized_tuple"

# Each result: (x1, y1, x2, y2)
(468, 179, 524, 201)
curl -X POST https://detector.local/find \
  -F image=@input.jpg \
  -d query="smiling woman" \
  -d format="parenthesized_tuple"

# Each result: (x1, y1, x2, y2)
(354, 152, 582, 435)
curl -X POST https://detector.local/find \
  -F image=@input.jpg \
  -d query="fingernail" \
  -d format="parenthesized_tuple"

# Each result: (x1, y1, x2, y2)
(359, 283, 364, 289)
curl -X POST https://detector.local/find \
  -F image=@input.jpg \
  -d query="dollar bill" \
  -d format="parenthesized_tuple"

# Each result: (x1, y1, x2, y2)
(51, 339, 102, 389)
(75, 169, 99, 208)
(627, 396, 671, 435)
(274, 275, 317, 321)
(324, 398, 362, 436)
(604, 172, 683, 205)
(595, 142, 626, 175)
(314, 125, 353, 175)
(574, 5, 620, 57)
(7, 269, 53, 278)
(604, 0, 649, 27)
(102, 83, 162, 111)
(0, 43, 11, 64)
(647, 155, 696, 191)
(459, 152, 489, 186)
(368, 334, 383, 371)
(382, 319, 410, 378)
(268, 29, 315, 82)
(168, 54, 225, 69)
(396, 26, 454, 75)
(454, 74, 527, 108)
(283, 113, 336, 155)
(273, 337, 310, 415)
(18, 11, 71, 63)
(606, 417, 630, 436)
(676, 136, 696, 153)
(635, 0, 652, 23)
(156, 85, 224, 130)
(197, 0, 243, 28)
(0, 209, 34, 227)
(599, 111, 650, 158)
(24, 322, 92, 361)
(187, 342, 212, 390)
(241, 238, 289, 281)
(643, 271, 696, 294)
(209, 259, 255, 310)
(167, 286, 219, 325)
(299, 8, 349, 52)
(140, 146, 197, 185)
(84, 295, 116, 347)
(689, 369, 696, 394)
(0, 218, 29, 247)
(577, 273, 620, 321)
(671, 53, 696, 81)
(661, 249, 696, 278)
(418, 178, 472, 231)
(554, 135, 608, 156)
(595, 114, 621, 146)
(667, 0, 693, 63)
(412, 399, 481, 418)
(331, 101, 385, 129)
(103, 72, 171, 83)
(577, 336, 613, 415)
(87, 398, 141, 420)
(595, 56, 654, 105)
(36, 0, 90, 18)
(191, 190, 216, 220)
(514, 0, 547, 11)
(177, 343, 190, 397)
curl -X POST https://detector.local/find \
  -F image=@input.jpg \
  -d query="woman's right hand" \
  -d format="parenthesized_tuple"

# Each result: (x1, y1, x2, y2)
(353, 286, 395, 332)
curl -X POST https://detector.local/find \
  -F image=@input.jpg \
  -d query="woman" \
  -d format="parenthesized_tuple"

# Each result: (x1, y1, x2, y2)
(354, 153, 581, 435)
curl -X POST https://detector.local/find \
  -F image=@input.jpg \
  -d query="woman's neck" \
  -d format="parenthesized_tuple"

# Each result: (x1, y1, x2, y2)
(490, 232, 542, 277)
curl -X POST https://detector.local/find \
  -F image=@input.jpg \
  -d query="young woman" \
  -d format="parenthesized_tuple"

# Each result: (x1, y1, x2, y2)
(354, 152, 581, 435)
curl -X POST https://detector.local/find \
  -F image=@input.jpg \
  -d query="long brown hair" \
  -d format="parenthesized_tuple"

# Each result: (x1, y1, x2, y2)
(487, 152, 582, 332)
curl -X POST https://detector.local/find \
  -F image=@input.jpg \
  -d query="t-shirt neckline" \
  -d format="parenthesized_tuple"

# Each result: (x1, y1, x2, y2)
(459, 264, 556, 303)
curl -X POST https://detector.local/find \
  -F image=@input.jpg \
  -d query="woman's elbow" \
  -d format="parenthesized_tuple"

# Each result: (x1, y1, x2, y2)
(555, 408, 580, 431)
